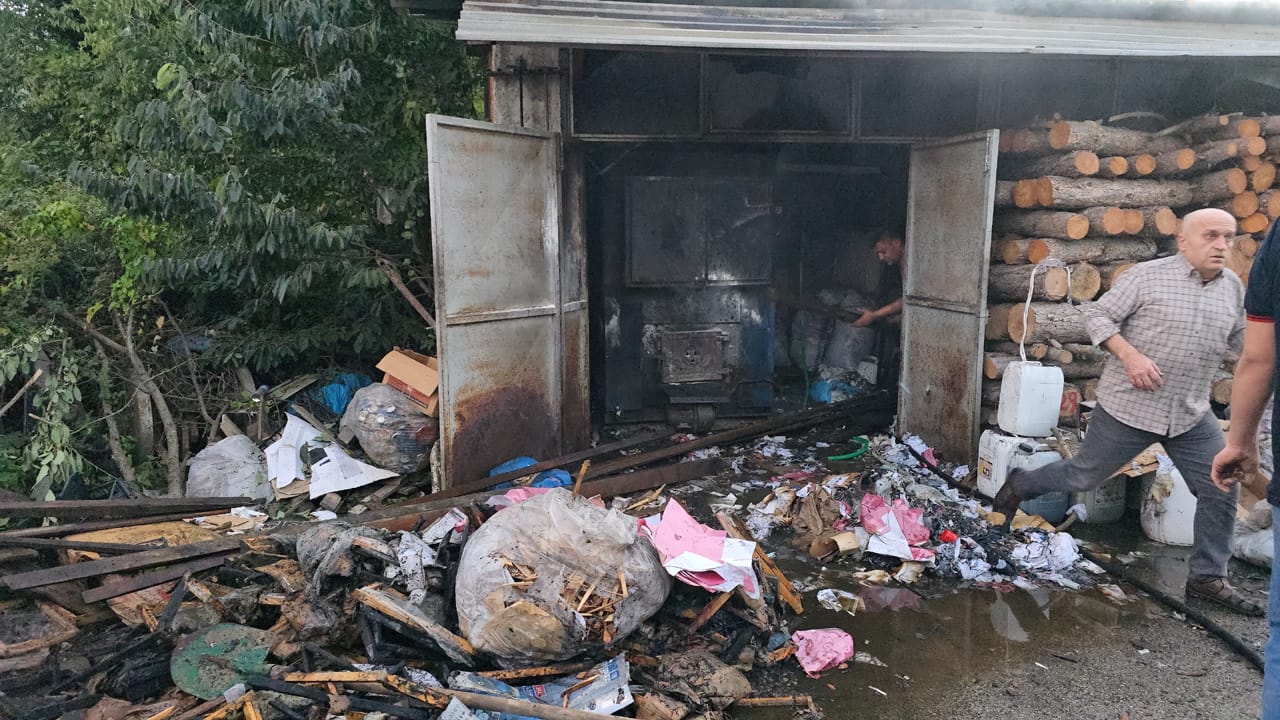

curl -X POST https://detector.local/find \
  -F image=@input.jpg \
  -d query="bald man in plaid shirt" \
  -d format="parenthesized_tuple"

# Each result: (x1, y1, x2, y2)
(995, 208, 1260, 614)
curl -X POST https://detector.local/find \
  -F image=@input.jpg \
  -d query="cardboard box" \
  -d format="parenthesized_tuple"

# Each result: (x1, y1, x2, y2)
(376, 348, 439, 416)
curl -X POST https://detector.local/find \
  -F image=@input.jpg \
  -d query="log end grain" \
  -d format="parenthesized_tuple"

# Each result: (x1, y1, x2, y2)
(1043, 266, 1070, 300)
(1091, 207, 1127, 235)
(1027, 238, 1051, 264)
(1130, 154, 1156, 176)
(1076, 151, 1101, 175)
(1239, 117, 1262, 139)
(1047, 121, 1073, 150)
(1227, 192, 1260, 219)
(1008, 304, 1035, 344)
(1069, 262, 1102, 302)
(1100, 261, 1137, 292)
(1212, 375, 1233, 405)
(986, 304, 1014, 340)
(1235, 234, 1260, 259)
(1034, 177, 1054, 207)
(1067, 213, 1090, 239)
(1014, 180, 1039, 208)
(1227, 168, 1249, 194)
(1123, 209, 1144, 235)
(1151, 206, 1179, 235)
(1103, 156, 1128, 176)
(1252, 162, 1277, 193)
(1243, 136, 1267, 157)
(1241, 213, 1270, 234)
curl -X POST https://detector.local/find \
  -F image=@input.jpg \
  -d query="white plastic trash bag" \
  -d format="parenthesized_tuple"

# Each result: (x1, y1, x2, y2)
(186, 435, 271, 500)
(1233, 499, 1273, 569)
(454, 488, 670, 666)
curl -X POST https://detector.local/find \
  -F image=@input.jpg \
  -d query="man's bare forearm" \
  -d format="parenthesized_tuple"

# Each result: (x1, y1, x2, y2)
(877, 298, 903, 320)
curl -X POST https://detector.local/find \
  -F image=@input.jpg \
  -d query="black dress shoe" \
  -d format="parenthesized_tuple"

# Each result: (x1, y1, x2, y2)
(991, 468, 1026, 528)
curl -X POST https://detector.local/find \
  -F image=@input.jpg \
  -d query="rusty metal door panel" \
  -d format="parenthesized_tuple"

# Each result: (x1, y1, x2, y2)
(426, 115, 565, 487)
(561, 147, 591, 450)
(897, 130, 998, 465)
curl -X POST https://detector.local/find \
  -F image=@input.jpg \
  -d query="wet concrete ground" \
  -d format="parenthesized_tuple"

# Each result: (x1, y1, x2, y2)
(777, 525, 1268, 720)
(670, 417, 1271, 720)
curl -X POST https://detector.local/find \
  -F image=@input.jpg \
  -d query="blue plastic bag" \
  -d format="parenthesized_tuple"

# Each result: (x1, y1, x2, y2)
(487, 457, 539, 490)
(530, 469, 572, 488)
(316, 373, 373, 415)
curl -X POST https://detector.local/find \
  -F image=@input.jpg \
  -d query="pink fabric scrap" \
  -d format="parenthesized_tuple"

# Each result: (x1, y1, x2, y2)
(791, 629, 855, 678)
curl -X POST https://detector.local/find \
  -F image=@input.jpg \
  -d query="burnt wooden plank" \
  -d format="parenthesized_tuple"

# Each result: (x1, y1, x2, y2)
(0, 497, 252, 519)
(3, 537, 242, 591)
(81, 554, 229, 603)
(0, 536, 168, 554)
(0, 510, 235, 539)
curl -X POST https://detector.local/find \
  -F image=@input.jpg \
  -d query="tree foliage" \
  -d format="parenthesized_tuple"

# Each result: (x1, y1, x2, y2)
(0, 0, 482, 494)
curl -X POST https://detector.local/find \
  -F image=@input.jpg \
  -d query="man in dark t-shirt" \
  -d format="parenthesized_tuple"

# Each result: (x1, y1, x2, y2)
(1212, 222, 1279, 718)
(854, 231, 906, 390)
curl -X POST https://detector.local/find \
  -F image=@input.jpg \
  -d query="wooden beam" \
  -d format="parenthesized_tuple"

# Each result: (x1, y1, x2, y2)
(353, 584, 475, 666)
(717, 512, 804, 615)
(361, 458, 721, 533)
(0, 536, 169, 554)
(422, 430, 669, 502)
(438, 688, 635, 720)
(0, 497, 252, 520)
(0, 510, 234, 539)
(245, 675, 433, 720)
(283, 671, 389, 684)
(81, 554, 229, 603)
(687, 591, 733, 633)
(586, 394, 892, 481)
(3, 537, 242, 591)
(476, 662, 595, 682)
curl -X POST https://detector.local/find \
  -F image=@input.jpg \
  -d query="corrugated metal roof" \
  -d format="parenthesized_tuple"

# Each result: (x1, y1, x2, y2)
(456, 0, 1280, 56)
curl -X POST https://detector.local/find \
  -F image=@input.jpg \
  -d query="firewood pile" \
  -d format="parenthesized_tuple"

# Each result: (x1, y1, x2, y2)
(985, 113, 1277, 424)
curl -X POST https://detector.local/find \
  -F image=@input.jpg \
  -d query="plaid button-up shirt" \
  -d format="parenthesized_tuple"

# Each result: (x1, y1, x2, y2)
(1082, 254, 1245, 436)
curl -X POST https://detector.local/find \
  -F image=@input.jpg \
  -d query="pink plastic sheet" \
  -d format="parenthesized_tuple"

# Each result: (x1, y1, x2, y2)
(791, 629, 855, 678)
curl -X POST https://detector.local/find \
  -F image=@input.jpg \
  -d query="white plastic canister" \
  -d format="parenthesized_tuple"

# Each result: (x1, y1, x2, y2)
(977, 430, 1070, 523)
(1072, 474, 1127, 524)
(997, 361, 1065, 438)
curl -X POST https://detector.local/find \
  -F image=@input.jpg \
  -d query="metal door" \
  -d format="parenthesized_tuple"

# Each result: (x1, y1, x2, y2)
(898, 131, 999, 464)
(426, 115, 587, 488)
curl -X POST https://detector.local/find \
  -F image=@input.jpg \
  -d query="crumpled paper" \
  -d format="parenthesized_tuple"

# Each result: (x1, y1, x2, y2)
(642, 499, 760, 597)
(861, 494, 935, 561)
(1010, 532, 1079, 572)
(791, 628, 855, 678)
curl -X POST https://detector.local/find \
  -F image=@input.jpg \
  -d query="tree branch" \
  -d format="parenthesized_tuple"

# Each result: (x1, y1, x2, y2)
(93, 341, 141, 495)
(60, 310, 128, 355)
(159, 300, 215, 428)
(115, 308, 185, 496)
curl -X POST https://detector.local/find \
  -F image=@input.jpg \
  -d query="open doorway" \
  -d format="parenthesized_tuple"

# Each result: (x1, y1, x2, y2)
(584, 142, 910, 430)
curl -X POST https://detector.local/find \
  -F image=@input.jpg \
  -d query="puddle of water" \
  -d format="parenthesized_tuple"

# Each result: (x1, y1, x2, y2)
(666, 429, 1238, 719)
(770, 570, 1148, 718)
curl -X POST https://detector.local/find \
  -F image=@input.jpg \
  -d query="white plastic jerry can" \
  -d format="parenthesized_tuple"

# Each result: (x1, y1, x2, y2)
(997, 361, 1065, 438)
(977, 430, 1070, 522)
(1072, 474, 1127, 524)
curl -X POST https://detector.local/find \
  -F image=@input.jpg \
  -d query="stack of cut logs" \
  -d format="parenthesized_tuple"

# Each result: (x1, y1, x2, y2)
(983, 112, 1277, 427)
